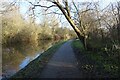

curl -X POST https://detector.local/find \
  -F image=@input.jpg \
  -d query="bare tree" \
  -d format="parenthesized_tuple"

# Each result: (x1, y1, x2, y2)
(5, 0, 101, 49)
(102, 2, 120, 45)
(49, 0, 86, 46)
(31, 0, 93, 49)
(115, 2, 120, 44)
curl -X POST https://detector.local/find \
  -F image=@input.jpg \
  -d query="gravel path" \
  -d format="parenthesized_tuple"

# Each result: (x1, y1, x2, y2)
(39, 40, 82, 78)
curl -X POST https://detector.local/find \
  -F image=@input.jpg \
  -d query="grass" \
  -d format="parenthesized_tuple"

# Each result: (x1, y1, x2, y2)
(72, 40, 119, 78)
(72, 39, 84, 51)
(10, 40, 66, 78)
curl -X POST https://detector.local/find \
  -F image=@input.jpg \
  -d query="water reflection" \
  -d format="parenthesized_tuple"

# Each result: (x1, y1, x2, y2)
(19, 57, 31, 69)
(2, 40, 57, 78)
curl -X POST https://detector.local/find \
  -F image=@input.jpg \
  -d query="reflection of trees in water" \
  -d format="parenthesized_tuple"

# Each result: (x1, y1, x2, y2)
(2, 48, 25, 72)
(2, 40, 55, 76)
(38, 40, 54, 51)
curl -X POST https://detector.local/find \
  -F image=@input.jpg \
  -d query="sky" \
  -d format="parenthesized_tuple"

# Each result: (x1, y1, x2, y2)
(1, 0, 120, 28)
(19, 0, 118, 23)
(1, 0, 119, 13)
(18, 0, 119, 16)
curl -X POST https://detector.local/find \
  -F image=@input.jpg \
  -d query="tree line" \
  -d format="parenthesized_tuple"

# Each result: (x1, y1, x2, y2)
(2, 6, 76, 47)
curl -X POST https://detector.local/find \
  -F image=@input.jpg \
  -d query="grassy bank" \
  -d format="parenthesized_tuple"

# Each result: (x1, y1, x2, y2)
(72, 40, 119, 78)
(10, 41, 66, 78)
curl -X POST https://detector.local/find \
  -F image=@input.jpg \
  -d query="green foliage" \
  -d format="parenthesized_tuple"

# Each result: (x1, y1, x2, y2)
(72, 39, 84, 51)
(72, 40, 119, 77)
(103, 64, 118, 73)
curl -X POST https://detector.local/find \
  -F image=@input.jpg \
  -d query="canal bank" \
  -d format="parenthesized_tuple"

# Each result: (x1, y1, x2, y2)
(8, 41, 66, 78)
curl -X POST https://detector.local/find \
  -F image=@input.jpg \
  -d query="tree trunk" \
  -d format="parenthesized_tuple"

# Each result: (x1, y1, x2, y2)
(78, 35, 87, 50)
(53, 1, 87, 49)
(117, 24, 120, 44)
(84, 37, 87, 50)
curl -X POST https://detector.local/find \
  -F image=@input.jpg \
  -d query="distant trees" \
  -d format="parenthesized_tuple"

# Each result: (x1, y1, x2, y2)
(2, 5, 75, 47)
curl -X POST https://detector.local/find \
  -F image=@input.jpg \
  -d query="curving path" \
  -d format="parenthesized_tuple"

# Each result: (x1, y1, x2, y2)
(39, 40, 82, 78)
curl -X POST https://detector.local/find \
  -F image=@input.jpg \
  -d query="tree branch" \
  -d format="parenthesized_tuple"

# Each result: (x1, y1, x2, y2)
(52, 1, 84, 36)
(65, 0, 71, 18)
(27, 0, 56, 11)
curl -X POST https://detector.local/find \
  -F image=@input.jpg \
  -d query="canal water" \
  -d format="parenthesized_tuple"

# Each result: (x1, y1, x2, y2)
(2, 40, 58, 78)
